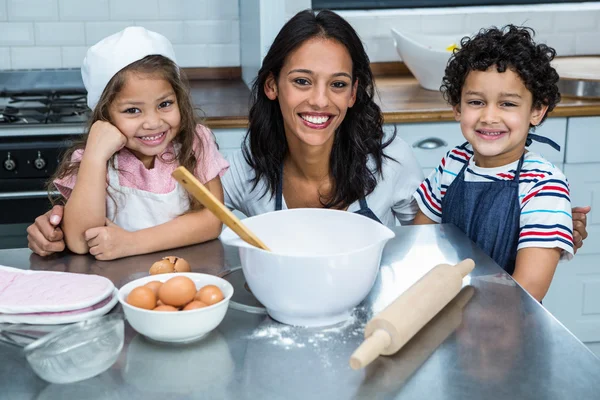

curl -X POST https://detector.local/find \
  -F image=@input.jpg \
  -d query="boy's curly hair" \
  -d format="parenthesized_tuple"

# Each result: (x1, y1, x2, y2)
(440, 25, 560, 128)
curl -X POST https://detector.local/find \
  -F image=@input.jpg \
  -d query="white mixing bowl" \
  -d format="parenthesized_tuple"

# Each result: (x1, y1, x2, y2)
(220, 209, 395, 327)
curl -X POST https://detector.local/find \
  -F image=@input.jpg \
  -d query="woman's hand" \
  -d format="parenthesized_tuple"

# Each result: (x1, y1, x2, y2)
(27, 205, 66, 256)
(85, 121, 127, 162)
(572, 206, 591, 254)
(85, 219, 134, 261)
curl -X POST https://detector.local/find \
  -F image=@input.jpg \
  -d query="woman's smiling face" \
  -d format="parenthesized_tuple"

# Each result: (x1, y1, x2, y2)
(264, 37, 357, 149)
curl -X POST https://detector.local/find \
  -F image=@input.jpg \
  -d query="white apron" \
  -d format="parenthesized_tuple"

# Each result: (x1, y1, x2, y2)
(105, 155, 190, 231)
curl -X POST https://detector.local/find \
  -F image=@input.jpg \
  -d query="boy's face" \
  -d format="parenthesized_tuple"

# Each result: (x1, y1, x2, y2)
(453, 67, 548, 168)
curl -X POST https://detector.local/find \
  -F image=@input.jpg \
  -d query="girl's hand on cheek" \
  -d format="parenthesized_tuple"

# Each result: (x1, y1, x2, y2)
(86, 121, 128, 162)
(84, 219, 133, 260)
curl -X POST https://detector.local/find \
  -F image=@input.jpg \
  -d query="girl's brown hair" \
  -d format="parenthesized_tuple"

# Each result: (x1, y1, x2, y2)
(49, 55, 204, 210)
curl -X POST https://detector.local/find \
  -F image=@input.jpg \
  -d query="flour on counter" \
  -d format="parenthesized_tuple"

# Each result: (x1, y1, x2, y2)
(245, 306, 369, 350)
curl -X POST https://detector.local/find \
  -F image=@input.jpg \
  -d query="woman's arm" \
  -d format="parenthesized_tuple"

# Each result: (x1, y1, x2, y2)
(512, 247, 561, 302)
(85, 176, 224, 260)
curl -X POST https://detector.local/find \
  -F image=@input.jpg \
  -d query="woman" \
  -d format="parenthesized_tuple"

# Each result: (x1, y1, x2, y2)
(26, 10, 590, 256)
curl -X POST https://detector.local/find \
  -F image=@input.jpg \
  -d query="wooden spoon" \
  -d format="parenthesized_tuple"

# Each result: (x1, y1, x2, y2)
(171, 166, 271, 251)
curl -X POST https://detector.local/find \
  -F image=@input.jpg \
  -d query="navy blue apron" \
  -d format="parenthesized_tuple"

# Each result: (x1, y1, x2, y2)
(275, 165, 382, 224)
(441, 133, 560, 275)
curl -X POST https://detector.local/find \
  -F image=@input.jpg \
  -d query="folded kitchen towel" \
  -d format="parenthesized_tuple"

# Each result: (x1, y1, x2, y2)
(0, 288, 119, 324)
(0, 265, 115, 314)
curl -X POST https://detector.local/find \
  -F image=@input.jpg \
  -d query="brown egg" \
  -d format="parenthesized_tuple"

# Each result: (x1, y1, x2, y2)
(182, 300, 208, 311)
(158, 276, 197, 307)
(127, 286, 157, 310)
(144, 281, 163, 296)
(149, 259, 175, 275)
(195, 285, 224, 305)
(153, 305, 178, 312)
(164, 256, 191, 273)
(156, 299, 164, 306)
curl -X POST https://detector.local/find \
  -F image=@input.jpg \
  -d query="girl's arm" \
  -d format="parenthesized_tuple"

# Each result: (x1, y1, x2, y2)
(131, 176, 224, 254)
(63, 153, 109, 254)
(103, 176, 224, 257)
(63, 121, 127, 254)
(512, 247, 561, 302)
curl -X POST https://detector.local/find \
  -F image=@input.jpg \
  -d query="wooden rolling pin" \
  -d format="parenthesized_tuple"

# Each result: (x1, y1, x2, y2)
(353, 286, 475, 394)
(349, 258, 475, 370)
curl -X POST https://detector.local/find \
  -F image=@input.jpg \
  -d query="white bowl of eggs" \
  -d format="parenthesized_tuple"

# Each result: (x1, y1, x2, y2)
(220, 208, 395, 327)
(118, 273, 233, 343)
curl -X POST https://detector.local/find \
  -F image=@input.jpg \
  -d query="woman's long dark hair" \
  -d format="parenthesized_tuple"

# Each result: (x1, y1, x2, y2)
(243, 9, 395, 208)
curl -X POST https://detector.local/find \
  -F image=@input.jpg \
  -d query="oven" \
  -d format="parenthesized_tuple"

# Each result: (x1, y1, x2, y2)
(0, 69, 89, 249)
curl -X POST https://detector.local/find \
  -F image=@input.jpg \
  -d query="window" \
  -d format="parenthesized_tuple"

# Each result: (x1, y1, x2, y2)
(313, 0, 598, 10)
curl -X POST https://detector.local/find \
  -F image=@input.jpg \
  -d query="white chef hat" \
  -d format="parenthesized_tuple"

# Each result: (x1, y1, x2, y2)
(81, 26, 177, 111)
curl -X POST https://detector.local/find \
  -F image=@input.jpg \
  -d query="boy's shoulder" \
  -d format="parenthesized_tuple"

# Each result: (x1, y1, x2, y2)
(522, 151, 568, 184)
(435, 142, 474, 173)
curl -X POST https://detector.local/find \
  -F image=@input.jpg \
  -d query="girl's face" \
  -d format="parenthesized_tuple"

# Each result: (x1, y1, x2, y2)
(109, 71, 181, 167)
(453, 67, 547, 168)
(265, 37, 357, 149)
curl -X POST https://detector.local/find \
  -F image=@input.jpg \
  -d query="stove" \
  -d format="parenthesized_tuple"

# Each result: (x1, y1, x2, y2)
(0, 69, 90, 249)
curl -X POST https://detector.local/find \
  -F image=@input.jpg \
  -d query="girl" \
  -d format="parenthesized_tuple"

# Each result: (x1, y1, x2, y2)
(50, 27, 228, 260)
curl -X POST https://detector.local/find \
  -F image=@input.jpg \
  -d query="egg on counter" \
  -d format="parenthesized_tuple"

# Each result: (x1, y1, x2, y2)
(149, 256, 191, 275)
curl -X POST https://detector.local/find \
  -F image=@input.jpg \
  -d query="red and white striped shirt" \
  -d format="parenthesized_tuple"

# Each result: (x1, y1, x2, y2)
(414, 143, 574, 259)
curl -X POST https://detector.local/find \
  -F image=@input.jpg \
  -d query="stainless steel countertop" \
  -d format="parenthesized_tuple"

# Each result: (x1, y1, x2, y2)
(1, 224, 599, 399)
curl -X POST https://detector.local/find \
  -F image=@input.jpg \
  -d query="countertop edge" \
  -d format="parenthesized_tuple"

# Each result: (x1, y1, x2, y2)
(204, 104, 600, 129)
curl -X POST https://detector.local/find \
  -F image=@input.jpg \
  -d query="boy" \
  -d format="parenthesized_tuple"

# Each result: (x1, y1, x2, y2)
(414, 25, 573, 302)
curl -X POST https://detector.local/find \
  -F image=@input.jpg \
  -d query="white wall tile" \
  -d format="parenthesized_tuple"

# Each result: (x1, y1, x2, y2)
(465, 11, 555, 34)
(376, 15, 421, 38)
(35, 22, 84, 45)
(0, 47, 10, 68)
(7, 0, 58, 21)
(537, 33, 577, 57)
(285, 0, 310, 17)
(158, 0, 238, 21)
(554, 11, 598, 33)
(184, 21, 234, 44)
(231, 20, 240, 45)
(0, 22, 33, 45)
(344, 15, 383, 40)
(58, 0, 109, 21)
(576, 33, 600, 55)
(61, 45, 86, 67)
(138, 21, 185, 44)
(11, 46, 61, 68)
(205, 43, 239, 66)
(421, 14, 466, 34)
(85, 21, 134, 45)
(172, 44, 209, 67)
(513, 12, 554, 34)
(0, 0, 7, 21)
(109, 0, 158, 20)
(365, 37, 400, 63)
